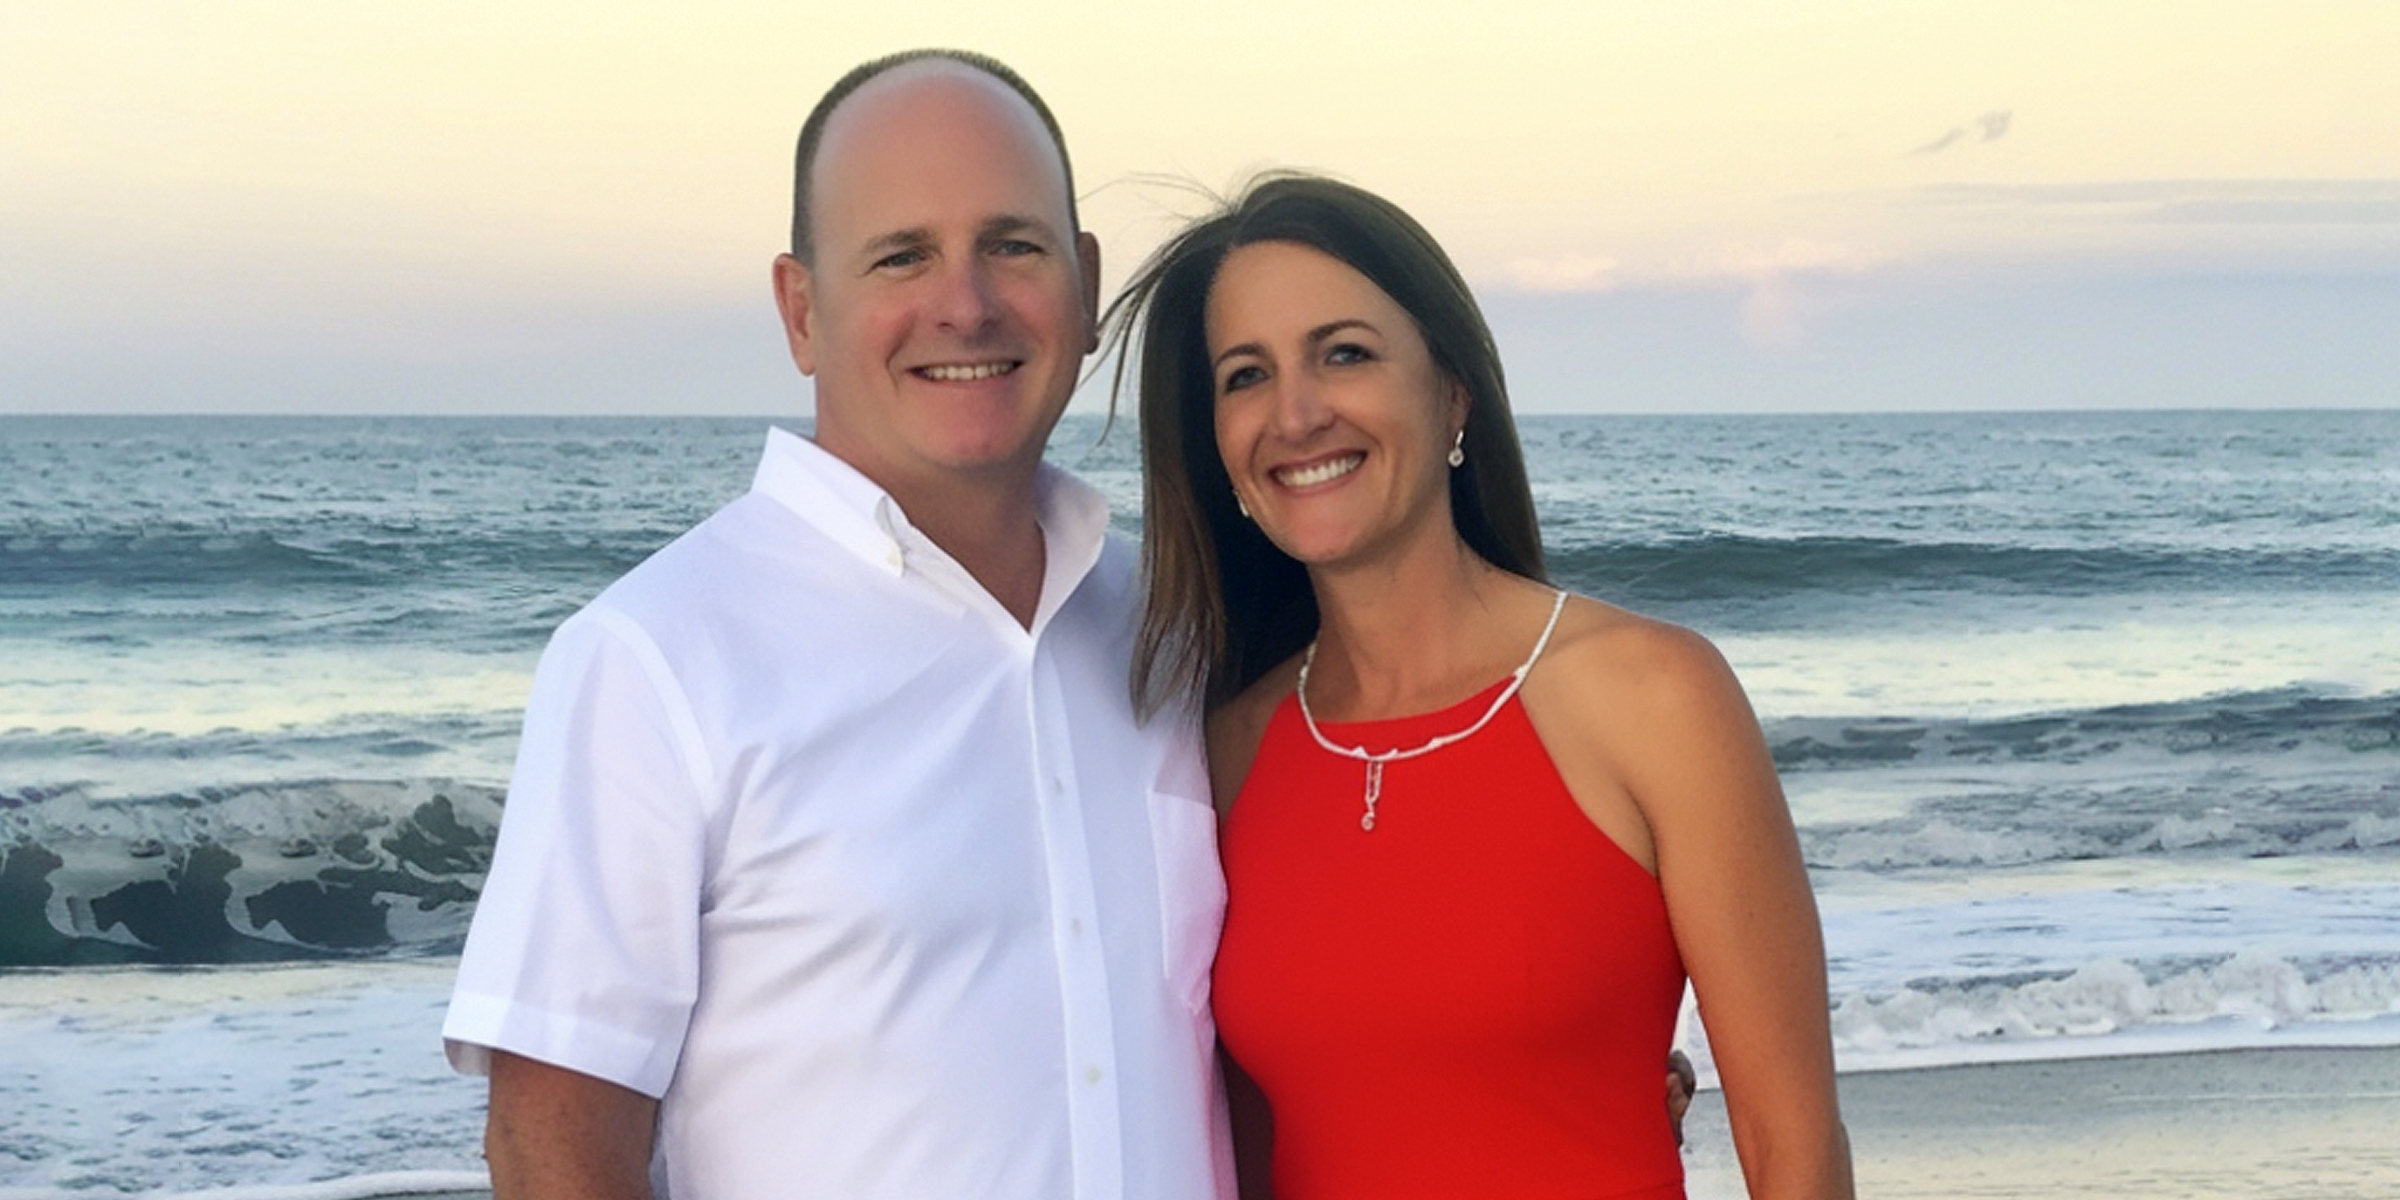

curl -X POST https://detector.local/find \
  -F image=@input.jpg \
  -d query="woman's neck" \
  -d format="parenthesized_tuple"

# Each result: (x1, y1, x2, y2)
(1302, 536, 1543, 719)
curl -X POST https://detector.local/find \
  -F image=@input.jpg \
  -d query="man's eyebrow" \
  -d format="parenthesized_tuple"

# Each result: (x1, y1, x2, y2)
(979, 213, 1061, 242)
(852, 215, 1061, 266)
(856, 226, 935, 265)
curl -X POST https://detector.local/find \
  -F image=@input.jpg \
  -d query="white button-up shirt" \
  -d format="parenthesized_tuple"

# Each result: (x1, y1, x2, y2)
(445, 428, 1231, 1200)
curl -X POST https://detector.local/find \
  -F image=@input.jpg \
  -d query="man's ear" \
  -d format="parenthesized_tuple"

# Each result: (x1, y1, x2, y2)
(1076, 230, 1103, 353)
(772, 253, 818, 377)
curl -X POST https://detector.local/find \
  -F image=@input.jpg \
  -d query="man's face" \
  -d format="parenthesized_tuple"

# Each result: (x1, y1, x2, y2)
(775, 62, 1100, 498)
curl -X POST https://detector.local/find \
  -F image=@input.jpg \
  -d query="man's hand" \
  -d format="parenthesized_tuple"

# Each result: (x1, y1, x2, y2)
(1667, 1049, 1697, 1147)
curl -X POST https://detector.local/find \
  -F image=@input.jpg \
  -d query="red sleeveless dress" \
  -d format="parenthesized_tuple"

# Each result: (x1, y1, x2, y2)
(1212, 681, 1688, 1200)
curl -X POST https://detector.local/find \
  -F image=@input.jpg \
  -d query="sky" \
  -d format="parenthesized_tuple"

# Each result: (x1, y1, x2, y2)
(5, 0, 2396, 416)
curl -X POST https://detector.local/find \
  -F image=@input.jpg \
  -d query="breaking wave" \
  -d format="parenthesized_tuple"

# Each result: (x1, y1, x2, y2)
(0, 780, 499, 967)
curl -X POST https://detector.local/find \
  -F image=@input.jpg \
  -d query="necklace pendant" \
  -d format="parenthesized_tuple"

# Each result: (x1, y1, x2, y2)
(1297, 590, 1569, 838)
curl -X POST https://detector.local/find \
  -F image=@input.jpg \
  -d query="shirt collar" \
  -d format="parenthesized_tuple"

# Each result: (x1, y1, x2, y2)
(748, 426, 1114, 626)
(1029, 457, 1111, 635)
(750, 426, 911, 576)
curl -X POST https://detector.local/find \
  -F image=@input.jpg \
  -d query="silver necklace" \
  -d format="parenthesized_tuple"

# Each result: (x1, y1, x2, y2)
(1295, 589, 1569, 831)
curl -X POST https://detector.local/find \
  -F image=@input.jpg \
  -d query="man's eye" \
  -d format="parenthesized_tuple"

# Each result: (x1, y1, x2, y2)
(873, 249, 927, 270)
(991, 239, 1044, 257)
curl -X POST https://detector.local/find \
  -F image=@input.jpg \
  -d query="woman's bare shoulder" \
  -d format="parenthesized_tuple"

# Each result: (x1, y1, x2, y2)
(1527, 594, 1758, 757)
(1531, 594, 1788, 835)
(1545, 595, 1734, 688)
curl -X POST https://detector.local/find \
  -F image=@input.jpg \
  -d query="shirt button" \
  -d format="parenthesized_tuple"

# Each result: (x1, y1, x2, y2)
(1070, 917, 1084, 936)
(1084, 1066, 1104, 1086)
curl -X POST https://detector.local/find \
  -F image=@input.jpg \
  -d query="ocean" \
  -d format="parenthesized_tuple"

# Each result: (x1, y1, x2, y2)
(4, 410, 2397, 1195)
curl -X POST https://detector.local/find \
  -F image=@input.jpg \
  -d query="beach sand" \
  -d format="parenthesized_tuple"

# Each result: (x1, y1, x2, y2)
(1685, 1045, 2400, 1199)
(364, 1045, 2400, 1200)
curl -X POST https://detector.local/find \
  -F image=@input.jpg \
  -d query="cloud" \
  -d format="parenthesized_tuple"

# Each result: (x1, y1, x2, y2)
(1739, 276, 1809, 349)
(1907, 178, 2400, 225)
(1502, 253, 1625, 293)
(1911, 127, 1966, 155)
(1489, 240, 1890, 297)
(1704, 240, 1889, 351)
(1706, 239, 1886, 278)
(1912, 109, 2013, 155)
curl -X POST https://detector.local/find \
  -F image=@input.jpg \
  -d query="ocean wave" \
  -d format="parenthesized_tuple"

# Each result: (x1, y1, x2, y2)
(15, 524, 2394, 614)
(1766, 691, 2400, 868)
(1767, 686, 2400, 772)
(0, 524, 617, 650)
(0, 717, 511, 768)
(0, 529, 367, 588)
(0, 524, 656, 596)
(0, 780, 499, 967)
(143, 1170, 493, 1200)
(1804, 804, 2400, 871)
(1670, 950, 2400, 1081)
(1550, 535, 2400, 603)
(1767, 689, 2400, 870)
(1825, 951, 2400, 1070)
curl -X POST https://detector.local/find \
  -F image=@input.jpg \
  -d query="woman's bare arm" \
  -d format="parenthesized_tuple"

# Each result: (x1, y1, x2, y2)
(1538, 615, 1853, 1199)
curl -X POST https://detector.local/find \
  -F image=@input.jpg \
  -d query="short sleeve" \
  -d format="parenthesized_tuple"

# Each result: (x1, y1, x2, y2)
(441, 604, 715, 1098)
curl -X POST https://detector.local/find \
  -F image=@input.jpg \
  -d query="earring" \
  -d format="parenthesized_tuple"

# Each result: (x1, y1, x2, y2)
(1234, 489, 1251, 519)
(1447, 429, 1466, 469)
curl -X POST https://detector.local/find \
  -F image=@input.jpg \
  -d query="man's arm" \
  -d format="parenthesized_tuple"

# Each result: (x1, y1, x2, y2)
(485, 1051, 660, 1200)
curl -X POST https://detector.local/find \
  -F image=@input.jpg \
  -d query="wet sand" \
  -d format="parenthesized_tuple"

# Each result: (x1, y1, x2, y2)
(359, 1045, 2400, 1200)
(1684, 1045, 2400, 1199)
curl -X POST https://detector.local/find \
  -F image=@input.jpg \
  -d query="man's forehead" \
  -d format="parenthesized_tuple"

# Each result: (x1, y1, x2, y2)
(828, 58, 1009, 126)
(810, 61, 1071, 222)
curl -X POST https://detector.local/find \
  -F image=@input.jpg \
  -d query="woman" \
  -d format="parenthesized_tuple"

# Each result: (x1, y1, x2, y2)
(1108, 175, 1853, 1200)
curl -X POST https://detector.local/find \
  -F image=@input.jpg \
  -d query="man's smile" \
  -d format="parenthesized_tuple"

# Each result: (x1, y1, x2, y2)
(916, 361, 1021, 382)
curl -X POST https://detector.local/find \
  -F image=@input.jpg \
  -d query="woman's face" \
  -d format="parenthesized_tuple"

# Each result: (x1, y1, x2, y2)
(1204, 240, 1465, 570)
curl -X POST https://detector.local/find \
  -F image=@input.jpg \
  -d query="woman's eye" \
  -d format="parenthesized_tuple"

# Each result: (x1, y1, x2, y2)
(1327, 342, 1373, 365)
(1219, 365, 1265, 393)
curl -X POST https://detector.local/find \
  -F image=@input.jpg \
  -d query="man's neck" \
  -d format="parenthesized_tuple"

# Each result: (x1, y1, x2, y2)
(883, 467, 1050, 630)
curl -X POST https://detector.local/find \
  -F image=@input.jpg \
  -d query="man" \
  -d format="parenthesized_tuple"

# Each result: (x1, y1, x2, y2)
(443, 50, 1230, 1199)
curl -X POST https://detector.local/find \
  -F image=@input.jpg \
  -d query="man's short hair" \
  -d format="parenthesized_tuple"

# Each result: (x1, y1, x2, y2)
(789, 49, 1080, 264)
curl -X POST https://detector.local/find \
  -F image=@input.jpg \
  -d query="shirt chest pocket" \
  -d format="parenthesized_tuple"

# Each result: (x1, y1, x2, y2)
(1147, 786, 1227, 1014)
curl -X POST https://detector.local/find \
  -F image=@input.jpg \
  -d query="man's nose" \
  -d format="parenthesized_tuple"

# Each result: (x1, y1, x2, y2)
(931, 258, 1002, 332)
